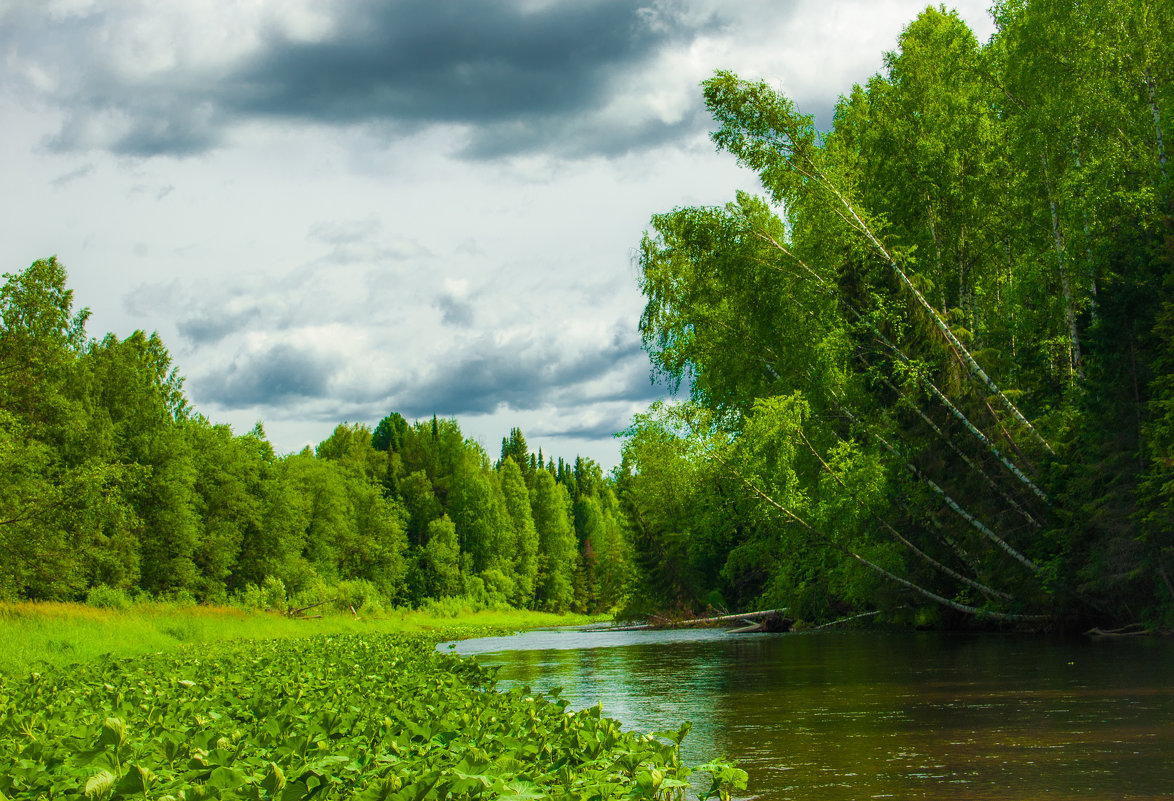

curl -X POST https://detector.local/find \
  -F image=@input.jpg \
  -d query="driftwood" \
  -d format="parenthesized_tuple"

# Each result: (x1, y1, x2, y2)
(676, 608, 788, 628)
(726, 611, 793, 634)
(1085, 624, 1150, 637)
(592, 608, 792, 634)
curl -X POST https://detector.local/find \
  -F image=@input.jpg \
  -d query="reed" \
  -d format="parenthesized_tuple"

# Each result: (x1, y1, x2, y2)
(0, 599, 603, 676)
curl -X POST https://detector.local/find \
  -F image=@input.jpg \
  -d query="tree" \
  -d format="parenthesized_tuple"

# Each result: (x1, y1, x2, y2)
(499, 457, 538, 607)
(82, 331, 200, 596)
(0, 257, 89, 438)
(531, 468, 577, 611)
(422, 514, 462, 598)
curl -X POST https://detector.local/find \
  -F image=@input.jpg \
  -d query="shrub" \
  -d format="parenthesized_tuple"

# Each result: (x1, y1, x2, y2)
(333, 579, 387, 613)
(231, 583, 266, 612)
(167, 589, 197, 608)
(262, 576, 288, 613)
(86, 584, 133, 610)
(288, 574, 332, 610)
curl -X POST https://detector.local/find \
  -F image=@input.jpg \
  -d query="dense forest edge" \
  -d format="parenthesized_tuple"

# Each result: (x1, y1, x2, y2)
(0, 255, 629, 616)
(624, 0, 1174, 632)
(4, 1, 1174, 632)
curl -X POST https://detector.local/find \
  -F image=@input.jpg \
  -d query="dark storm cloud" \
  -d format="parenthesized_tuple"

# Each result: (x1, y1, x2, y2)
(193, 343, 338, 407)
(8, 1, 710, 159)
(393, 327, 648, 416)
(237, 1, 665, 122)
(594, 356, 668, 403)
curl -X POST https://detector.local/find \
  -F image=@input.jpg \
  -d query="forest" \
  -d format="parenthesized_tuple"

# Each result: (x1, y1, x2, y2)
(625, 0, 1174, 628)
(2, 1, 1172, 629)
(0, 257, 629, 612)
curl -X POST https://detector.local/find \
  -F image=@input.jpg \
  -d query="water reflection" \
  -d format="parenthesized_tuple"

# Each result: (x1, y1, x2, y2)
(451, 629, 1174, 800)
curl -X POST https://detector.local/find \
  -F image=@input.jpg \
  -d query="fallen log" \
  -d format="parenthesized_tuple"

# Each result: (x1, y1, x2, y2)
(727, 622, 764, 634)
(675, 608, 789, 628)
(728, 612, 793, 633)
(1085, 624, 1150, 637)
(582, 608, 792, 633)
(288, 600, 329, 618)
(814, 610, 881, 630)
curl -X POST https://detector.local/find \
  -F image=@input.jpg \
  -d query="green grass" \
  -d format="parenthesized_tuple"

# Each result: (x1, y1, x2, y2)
(0, 600, 605, 676)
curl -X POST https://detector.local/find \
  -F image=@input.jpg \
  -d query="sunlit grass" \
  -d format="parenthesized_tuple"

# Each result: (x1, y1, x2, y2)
(0, 600, 605, 676)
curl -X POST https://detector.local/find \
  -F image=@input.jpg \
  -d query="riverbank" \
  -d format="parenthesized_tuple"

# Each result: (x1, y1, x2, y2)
(0, 625, 743, 800)
(0, 599, 605, 676)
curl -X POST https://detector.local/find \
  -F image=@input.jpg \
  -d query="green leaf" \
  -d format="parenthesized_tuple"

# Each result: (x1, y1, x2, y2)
(207, 766, 247, 791)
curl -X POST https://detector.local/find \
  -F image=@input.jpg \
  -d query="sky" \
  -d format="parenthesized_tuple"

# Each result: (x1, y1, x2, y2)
(0, 0, 996, 469)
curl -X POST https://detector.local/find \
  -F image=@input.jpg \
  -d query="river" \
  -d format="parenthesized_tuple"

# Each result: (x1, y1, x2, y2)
(450, 628, 1174, 800)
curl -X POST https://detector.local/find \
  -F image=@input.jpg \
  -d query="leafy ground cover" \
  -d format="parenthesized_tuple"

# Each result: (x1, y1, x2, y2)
(0, 631, 746, 800)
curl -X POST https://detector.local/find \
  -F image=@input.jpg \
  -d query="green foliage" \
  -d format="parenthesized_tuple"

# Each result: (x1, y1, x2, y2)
(0, 632, 734, 799)
(499, 458, 539, 607)
(531, 470, 578, 612)
(624, 0, 1174, 628)
(423, 515, 463, 598)
(84, 585, 133, 611)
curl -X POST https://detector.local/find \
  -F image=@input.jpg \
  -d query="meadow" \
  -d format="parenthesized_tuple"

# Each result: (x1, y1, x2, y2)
(0, 600, 604, 676)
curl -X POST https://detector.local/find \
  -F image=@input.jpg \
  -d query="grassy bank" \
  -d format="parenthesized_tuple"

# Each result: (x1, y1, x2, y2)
(0, 600, 605, 676)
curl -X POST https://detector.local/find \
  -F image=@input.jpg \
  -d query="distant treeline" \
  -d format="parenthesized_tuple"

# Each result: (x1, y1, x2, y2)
(0, 257, 628, 611)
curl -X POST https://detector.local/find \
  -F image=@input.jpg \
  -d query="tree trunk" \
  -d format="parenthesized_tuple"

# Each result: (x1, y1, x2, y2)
(1041, 152, 1084, 381)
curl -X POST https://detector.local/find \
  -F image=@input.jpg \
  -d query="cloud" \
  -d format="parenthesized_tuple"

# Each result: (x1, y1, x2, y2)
(390, 326, 656, 417)
(307, 218, 429, 264)
(177, 305, 262, 345)
(193, 341, 338, 407)
(5, 0, 712, 160)
(434, 277, 475, 327)
(531, 411, 636, 441)
(50, 163, 94, 187)
(435, 294, 475, 328)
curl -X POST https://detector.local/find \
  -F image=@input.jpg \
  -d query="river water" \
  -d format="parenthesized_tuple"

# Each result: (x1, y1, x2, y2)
(450, 628, 1174, 800)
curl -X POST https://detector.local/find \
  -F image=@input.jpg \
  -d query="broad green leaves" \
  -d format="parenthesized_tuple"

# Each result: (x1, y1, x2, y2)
(0, 633, 734, 800)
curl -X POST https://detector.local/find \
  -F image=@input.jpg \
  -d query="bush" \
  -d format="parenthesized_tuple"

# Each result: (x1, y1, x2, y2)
(86, 584, 133, 610)
(358, 598, 386, 617)
(262, 576, 288, 613)
(167, 589, 197, 608)
(478, 569, 516, 610)
(417, 595, 471, 618)
(232, 583, 267, 612)
(288, 574, 332, 611)
(333, 579, 387, 614)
